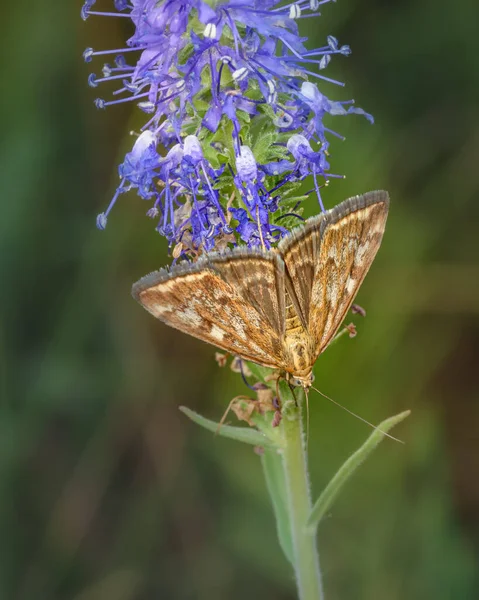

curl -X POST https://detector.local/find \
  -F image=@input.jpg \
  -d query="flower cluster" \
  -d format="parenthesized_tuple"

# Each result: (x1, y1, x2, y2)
(83, 0, 372, 257)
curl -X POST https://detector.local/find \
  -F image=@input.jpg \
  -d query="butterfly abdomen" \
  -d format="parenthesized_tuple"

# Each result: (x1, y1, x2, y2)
(285, 301, 304, 335)
(282, 299, 313, 379)
(284, 335, 314, 379)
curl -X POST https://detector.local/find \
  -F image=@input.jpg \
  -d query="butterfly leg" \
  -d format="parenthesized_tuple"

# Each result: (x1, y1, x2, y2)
(272, 389, 282, 428)
(283, 372, 300, 407)
(216, 395, 255, 433)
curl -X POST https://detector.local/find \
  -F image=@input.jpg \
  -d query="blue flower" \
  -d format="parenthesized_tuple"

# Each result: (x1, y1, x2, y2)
(83, 0, 373, 255)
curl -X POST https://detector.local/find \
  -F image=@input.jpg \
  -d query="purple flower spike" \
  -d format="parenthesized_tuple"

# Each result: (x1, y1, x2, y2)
(83, 0, 373, 255)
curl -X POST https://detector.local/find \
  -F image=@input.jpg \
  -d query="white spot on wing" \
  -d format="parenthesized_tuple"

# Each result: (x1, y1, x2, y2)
(210, 324, 225, 342)
(150, 303, 175, 317)
(354, 239, 370, 265)
(345, 277, 356, 294)
(327, 280, 338, 304)
(327, 245, 338, 260)
(180, 306, 202, 327)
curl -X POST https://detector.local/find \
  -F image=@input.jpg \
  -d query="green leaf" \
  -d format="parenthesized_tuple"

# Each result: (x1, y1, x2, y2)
(179, 406, 277, 448)
(261, 449, 294, 565)
(253, 132, 277, 162)
(244, 361, 277, 387)
(306, 410, 411, 534)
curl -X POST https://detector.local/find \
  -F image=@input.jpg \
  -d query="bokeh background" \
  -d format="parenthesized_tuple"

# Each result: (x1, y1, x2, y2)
(1, 1, 478, 599)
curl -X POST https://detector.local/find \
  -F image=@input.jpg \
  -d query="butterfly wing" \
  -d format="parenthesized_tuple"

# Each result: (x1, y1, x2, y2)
(132, 249, 287, 369)
(278, 190, 389, 356)
(206, 250, 286, 338)
(277, 211, 325, 330)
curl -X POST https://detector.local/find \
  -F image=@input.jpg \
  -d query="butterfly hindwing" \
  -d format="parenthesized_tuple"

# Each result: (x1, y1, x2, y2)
(132, 251, 287, 369)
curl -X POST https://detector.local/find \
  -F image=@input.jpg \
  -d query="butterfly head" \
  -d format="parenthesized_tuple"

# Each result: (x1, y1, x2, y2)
(289, 370, 314, 390)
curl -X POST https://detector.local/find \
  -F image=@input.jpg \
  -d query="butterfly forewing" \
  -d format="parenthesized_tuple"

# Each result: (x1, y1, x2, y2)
(312, 191, 388, 354)
(132, 253, 287, 369)
(207, 251, 286, 338)
(277, 212, 325, 329)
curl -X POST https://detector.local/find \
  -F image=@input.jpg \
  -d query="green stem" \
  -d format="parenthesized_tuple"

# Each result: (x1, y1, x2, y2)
(280, 381, 323, 600)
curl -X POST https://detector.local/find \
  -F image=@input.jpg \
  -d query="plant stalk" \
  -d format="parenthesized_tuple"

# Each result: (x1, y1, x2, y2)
(280, 382, 323, 600)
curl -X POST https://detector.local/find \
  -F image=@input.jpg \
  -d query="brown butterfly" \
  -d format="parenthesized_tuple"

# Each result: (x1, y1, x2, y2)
(132, 191, 389, 389)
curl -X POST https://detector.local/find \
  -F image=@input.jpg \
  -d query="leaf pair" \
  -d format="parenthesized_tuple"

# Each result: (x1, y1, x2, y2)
(180, 403, 410, 554)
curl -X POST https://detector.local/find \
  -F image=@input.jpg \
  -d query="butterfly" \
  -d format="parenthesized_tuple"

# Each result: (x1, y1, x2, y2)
(132, 190, 389, 389)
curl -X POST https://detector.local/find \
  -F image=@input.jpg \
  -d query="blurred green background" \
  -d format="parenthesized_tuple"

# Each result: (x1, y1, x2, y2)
(1, 1, 478, 599)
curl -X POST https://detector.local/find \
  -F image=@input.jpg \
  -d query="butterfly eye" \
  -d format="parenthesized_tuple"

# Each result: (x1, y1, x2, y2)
(291, 373, 314, 387)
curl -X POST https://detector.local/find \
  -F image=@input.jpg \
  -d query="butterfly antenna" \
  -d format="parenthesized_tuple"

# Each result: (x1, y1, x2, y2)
(310, 385, 404, 444)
